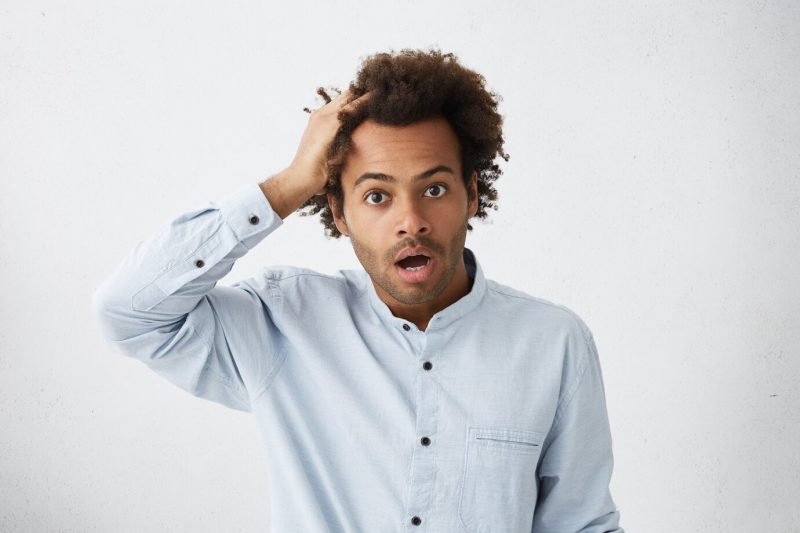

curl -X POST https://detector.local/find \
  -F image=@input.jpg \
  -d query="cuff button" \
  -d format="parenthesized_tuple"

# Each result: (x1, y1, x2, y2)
(248, 214, 260, 225)
(195, 259, 205, 268)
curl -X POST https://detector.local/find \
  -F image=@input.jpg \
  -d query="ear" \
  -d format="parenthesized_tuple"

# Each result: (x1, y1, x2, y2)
(327, 192, 349, 236)
(467, 170, 478, 218)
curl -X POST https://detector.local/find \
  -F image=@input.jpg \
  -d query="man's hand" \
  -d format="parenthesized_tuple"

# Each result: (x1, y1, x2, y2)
(294, 88, 371, 195)
(260, 89, 371, 219)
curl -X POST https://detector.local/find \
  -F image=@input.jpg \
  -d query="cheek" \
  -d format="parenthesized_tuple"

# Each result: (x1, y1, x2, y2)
(349, 205, 388, 230)
(348, 210, 383, 240)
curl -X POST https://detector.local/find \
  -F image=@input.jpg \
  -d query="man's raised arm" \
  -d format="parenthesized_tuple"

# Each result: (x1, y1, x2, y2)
(90, 89, 368, 411)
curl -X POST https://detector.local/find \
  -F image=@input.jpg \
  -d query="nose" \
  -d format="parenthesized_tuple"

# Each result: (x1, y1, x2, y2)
(395, 197, 431, 238)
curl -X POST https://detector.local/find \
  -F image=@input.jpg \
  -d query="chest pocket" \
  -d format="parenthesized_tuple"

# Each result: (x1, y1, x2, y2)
(458, 426, 545, 533)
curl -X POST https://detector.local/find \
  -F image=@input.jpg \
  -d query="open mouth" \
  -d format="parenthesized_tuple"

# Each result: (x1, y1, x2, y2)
(396, 254, 431, 271)
(393, 247, 436, 284)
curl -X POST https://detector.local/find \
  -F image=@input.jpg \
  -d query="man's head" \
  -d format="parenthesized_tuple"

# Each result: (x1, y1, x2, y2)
(298, 48, 509, 238)
(329, 115, 478, 308)
(298, 48, 508, 314)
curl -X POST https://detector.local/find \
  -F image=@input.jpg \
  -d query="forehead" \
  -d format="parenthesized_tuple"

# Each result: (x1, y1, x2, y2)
(342, 116, 461, 184)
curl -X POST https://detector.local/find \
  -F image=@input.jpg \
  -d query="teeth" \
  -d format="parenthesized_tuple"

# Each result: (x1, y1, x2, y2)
(404, 265, 424, 271)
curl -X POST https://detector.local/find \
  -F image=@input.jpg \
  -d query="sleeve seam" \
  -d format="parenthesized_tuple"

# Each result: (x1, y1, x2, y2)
(250, 276, 289, 402)
(185, 316, 249, 399)
(249, 344, 289, 403)
(550, 315, 596, 429)
(551, 356, 590, 430)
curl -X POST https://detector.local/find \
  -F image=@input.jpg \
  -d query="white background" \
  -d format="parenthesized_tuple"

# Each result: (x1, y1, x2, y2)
(2, 1, 799, 531)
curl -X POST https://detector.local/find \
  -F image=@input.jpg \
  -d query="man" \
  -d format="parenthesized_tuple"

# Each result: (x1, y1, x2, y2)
(92, 48, 623, 532)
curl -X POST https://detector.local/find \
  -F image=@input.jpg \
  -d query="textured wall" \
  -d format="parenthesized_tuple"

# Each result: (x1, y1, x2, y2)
(2, 1, 798, 531)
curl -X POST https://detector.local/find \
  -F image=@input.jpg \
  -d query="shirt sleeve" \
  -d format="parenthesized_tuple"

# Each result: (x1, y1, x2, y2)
(91, 180, 285, 412)
(531, 315, 624, 532)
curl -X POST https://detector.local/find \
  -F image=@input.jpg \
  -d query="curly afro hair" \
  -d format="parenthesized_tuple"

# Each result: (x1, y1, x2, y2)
(297, 48, 509, 239)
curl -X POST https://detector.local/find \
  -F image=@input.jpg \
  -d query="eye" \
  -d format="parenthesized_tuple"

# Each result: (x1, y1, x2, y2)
(364, 191, 388, 205)
(425, 183, 448, 197)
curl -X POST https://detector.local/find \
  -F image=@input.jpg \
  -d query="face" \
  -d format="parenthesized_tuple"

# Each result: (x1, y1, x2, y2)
(329, 115, 478, 309)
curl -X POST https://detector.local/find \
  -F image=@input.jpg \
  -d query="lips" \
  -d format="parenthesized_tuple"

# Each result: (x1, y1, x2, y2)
(395, 254, 435, 284)
(393, 246, 436, 283)
(394, 246, 433, 264)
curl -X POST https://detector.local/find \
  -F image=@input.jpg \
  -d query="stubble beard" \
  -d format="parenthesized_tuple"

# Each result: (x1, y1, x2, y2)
(350, 218, 469, 306)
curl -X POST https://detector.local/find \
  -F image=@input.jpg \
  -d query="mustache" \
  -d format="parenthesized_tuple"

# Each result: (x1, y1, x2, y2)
(387, 236, 444, 262)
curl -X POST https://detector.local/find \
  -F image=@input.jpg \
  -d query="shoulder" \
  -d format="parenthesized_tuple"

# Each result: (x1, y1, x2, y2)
(483, 279, 600, 405)
(232, 264, 365, 302)
(484, 279, 594, 341)
(263, 265, 349, 285)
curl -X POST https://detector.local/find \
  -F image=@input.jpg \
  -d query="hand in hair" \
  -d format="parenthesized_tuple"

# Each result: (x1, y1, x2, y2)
(259, 89, 371, 220)
(292, 88, 372, 196)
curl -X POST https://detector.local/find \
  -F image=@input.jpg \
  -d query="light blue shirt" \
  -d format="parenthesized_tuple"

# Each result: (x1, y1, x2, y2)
(92, 179, 623, 532)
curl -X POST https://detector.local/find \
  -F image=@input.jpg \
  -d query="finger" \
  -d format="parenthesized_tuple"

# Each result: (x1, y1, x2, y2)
(327, 88, 353, 108)
(339, 90, 372, 114)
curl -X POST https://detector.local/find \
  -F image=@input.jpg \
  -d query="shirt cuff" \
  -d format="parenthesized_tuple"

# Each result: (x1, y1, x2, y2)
(215, 180, 283, 250)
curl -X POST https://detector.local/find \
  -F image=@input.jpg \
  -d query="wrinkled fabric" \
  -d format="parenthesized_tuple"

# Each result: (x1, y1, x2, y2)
(92, 180, 623, 532)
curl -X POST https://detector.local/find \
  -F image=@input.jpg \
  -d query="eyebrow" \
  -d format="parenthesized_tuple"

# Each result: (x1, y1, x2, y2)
(352, 165, 455, 191)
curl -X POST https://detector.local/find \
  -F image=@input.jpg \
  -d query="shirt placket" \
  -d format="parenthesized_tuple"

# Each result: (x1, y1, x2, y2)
(399, 321, 441, 531)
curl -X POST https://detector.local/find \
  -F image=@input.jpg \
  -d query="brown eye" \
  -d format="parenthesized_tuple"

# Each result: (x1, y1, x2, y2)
(365, 191, 387, 205)
(425, 184, 447, 197)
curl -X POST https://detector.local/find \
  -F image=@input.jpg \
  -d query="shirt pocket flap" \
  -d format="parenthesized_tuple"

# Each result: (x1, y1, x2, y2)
(471, 426, 545, 451)
(458, 426, 545, 532)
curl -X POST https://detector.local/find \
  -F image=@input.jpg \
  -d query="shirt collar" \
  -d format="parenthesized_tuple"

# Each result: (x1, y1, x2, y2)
(358, 247, 487, 333)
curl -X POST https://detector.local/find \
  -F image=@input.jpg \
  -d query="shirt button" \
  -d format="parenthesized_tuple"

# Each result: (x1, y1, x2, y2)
(402, 323, 410, 331)
(420, 436, 431, 446)
(195, 259, 205, 268)
(248, 214, 260, 225)
(410, 516, 422, 526)
(423, 361, 432, 371)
